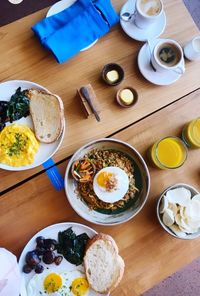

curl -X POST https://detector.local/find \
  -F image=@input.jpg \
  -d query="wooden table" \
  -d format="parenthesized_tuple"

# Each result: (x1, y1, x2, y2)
(0, 0, 200, 295)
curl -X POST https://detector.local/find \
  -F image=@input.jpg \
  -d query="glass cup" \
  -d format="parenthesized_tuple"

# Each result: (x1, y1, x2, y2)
(184, 36, 200, 61)
(149, 136, 188, 169)
(182, 118, 200, 148)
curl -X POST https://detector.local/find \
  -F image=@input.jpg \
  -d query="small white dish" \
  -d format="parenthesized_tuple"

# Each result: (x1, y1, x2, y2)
(120, 0, 166, 42)
(47, 0, 98, 51)
(0, 80, 65, 171)
(157, 183, 200, 240)
(138, 38, 185, 85)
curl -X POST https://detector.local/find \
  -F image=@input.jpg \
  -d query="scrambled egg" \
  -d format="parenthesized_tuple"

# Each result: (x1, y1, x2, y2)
(0, 124, 39, 167)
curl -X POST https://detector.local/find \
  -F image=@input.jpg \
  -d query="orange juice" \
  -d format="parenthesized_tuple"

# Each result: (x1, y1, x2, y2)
(150, 137, 187, 169)
(182, 118, 200, 148)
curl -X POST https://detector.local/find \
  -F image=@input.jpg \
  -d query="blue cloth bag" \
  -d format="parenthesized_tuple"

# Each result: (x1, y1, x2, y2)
(32, 0, 119, 63)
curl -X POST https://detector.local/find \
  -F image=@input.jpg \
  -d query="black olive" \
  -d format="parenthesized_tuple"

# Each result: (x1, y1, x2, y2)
(36, 236, 45, 248)
(42, 251, 55, 264)
(54, 256, 63, 266)
(35, 264, 44, 274)
(25, 251, 40, 267)
(23, 264, 33, 274)
(35, 247, 46, 256)
(44, 239, 58, 251)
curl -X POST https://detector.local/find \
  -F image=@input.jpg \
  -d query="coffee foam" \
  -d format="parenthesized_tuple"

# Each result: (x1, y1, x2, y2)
(139, 0, 161, 16)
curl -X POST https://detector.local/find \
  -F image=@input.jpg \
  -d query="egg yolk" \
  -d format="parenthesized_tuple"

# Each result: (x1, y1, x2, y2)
(97, 172, 113, 188)
(71, 278, 89, 296)
(44, 273, 62, 293)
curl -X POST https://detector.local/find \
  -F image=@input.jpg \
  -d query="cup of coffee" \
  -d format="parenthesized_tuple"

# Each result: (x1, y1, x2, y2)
(184, 36, 200, 61)
(134, 0, 163, 29)
(151, 39, 185, 74)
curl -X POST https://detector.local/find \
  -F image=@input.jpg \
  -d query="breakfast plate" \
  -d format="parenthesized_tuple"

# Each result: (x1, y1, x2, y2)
(138, 39, 184, 85)
(120, 0, 166, 42)
(0, 80, 65, 171)
(47, 0, 98, 51)
(18, 222, 108, 296)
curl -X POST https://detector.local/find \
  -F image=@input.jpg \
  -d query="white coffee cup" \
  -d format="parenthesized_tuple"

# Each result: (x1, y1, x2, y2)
(134, 0, 163, 29)
(151, 39, 185, 74)
(184, 36, 200, 61)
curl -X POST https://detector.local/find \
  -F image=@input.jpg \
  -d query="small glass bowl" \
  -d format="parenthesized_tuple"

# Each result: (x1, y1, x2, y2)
(101, 63, 124, 86)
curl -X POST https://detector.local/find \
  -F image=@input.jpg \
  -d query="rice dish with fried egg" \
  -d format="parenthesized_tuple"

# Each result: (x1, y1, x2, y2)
(76, 149, 139, 213)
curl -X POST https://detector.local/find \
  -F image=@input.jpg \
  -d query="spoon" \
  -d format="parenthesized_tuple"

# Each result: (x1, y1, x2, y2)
(147, 40, 157, 72)
(120, 12, 134, 22)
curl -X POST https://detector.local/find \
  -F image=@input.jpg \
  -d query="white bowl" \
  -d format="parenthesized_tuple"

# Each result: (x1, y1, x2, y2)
(157, 183, 200, 240)
(64, 138, 150, 225)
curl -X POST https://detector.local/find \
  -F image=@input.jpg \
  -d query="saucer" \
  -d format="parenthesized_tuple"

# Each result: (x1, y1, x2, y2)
(120, 0, 166, 42)
(47, 0, 98, 51)
(137, 39, 184, 86)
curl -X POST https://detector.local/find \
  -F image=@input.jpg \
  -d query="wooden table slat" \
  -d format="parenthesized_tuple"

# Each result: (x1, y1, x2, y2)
(1, 0, 200, 192)
(1, 89, 200, 295)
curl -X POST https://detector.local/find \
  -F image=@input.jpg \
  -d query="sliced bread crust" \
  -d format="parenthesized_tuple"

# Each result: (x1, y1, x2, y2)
(27, 89, 64, 143)
(84, 233, 125, 294)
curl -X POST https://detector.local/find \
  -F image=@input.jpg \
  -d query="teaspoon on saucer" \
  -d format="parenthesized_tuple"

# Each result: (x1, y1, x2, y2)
(120, 12, 135, 22)
(147, 40, 157, 72)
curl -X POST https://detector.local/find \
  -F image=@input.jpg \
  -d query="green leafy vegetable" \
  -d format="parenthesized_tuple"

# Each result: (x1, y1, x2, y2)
(0, 87, 30, 132)
(7, 87, 29, 122)
(57, 227, 89, 266)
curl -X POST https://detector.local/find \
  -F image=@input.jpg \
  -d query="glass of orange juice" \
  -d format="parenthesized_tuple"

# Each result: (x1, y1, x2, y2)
(149, 136, 188, 169)
(182, 118, 200, 148)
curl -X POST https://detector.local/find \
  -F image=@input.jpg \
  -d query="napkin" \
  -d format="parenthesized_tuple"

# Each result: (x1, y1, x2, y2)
(0, 248, 21, 296)
(32, 0, 119, 63)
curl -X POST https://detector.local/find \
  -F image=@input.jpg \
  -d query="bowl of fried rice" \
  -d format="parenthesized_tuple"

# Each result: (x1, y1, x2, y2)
(64, 138, 150, 225)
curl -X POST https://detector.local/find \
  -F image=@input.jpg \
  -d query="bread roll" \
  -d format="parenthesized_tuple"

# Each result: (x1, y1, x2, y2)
(84, 233, 125, 294)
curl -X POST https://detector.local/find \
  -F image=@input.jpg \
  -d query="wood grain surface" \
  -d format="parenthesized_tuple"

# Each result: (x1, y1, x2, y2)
(1, 90, 200, 296)
(0, 0, 200, 192)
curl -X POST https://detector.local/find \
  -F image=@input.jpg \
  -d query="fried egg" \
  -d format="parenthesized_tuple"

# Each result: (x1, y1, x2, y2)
(93, 166, 129, 203)
(0, 124, 39, 167)
(27, 270, 89, 296)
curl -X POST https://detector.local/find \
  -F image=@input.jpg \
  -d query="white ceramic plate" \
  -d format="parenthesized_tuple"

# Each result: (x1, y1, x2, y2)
(120, 0, 166, 42)
(138, 39, 184, 85)
(18, 222, 106, 296)
(0, 80, 65, 171)
(47, 0, 98, 51)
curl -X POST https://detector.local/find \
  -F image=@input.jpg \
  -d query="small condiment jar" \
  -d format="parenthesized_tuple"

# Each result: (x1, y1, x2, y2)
(102, 63, 124, 86)
(116, 87, 138, 108)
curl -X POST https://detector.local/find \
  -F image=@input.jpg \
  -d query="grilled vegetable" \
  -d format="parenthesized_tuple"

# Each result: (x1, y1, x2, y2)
(72, 158, 96, 183)
(57, 227, 89, 266)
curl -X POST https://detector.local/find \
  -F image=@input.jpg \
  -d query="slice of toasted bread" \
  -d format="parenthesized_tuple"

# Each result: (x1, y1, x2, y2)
(27, 89, 64, 143)
(84, 233, 125, 294)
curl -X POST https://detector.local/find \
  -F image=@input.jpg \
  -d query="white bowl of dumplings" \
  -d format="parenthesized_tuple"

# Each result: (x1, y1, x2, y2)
(157, 183, 200, 239)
